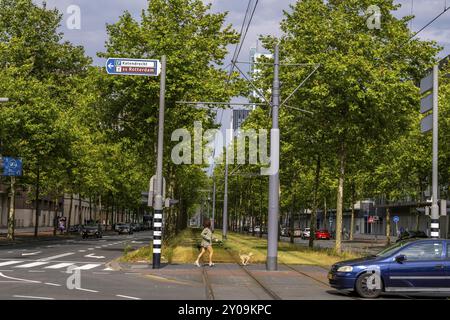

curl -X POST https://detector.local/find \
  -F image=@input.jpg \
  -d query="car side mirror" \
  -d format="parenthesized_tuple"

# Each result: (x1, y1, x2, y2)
(395, 255, 406, 263)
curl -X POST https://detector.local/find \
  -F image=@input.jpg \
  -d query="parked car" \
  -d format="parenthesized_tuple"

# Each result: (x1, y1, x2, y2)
(80, 225, 102, 239)
(116, 223, 133, 235)
(301, 228, 311, 239)
(288, 228, 302, 238)
(315, 229, 331, 240)
(396, 230, 428, 243)
(328, 239, 450, 298)
(130, 223, 141, 232)
(68, 224, 81, 233)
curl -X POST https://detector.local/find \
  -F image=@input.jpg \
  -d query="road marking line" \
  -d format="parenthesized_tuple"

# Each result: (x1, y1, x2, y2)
(0, 261, 24, 267)
(85, 254, 105, 259)
(21, 251, 42, 256)
(78, 250, 86, 253)
(73, 264, 101, 270)
(76, 288, 98, 293)
(116, 295, 141, 300)
(38, 253, 75, 261)
(103, 267, 114, 271)
(45, 263, 74, 269)
(88, 248, 95, 250)
(45, 283, 61, 287)
(15, 262, 49, 268)
(0, 272, 41, 283)
(13, 295, 54, 300)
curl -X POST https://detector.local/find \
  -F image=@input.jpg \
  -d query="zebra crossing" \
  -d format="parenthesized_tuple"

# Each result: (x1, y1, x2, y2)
(0, 260, 111, 271)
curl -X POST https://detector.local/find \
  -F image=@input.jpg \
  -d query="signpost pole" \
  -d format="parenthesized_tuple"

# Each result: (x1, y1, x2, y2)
(153, 55, 166, 269)
(7, 176, 15, 241)
(430, 65, 440, 238)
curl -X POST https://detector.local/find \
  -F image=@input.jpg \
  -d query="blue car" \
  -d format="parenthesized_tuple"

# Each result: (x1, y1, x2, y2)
(328, 239, 450, 298)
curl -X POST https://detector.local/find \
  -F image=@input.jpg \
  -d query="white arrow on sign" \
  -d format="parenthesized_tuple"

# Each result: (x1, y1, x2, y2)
(108, 63, 114, 69)
(84, 253, 105, 259)
(21, 251, 41, 256)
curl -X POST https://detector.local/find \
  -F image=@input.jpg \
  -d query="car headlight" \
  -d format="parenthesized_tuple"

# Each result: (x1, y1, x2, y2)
(337, 266, 353, 272)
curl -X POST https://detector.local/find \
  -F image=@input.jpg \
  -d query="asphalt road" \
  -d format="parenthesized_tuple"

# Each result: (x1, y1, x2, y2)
(0, 231, 156, 300)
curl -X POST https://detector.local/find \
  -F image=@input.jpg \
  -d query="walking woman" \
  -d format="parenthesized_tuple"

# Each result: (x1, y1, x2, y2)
(195, 219, 215, 267)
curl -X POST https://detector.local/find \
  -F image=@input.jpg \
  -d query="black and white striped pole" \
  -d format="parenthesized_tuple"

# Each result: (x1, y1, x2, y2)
(153, 55, 167, 269)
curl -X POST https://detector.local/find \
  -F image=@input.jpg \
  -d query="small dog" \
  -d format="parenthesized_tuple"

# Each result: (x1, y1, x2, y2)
(239, 252, 254, 266)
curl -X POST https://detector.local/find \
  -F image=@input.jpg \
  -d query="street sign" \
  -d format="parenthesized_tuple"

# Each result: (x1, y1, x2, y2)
(105, 58, 161, 76)
(147, 175, 166, 207)
(1, 157, 22, 176)
(441, 199, 447, 216)
(393, 216, 399, 223)
(420, 94, 433, 114)
(420, 72, 433, 94)
(420, 114, 433, 133)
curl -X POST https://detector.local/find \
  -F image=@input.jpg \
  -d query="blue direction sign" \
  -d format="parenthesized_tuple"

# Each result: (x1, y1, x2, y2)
(1, 157, 23, 176)
(106, 58, 160, 76)
(393, 216, 399, 223)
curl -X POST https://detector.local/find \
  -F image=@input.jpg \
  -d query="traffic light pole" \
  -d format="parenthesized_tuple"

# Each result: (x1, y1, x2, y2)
(267, 44, 280, 271)
(431, 64, 440, 238)
(153, 55, 166, 269)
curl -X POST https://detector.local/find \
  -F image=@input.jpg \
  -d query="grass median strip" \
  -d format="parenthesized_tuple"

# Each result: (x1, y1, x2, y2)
(120, 228, 361, 268)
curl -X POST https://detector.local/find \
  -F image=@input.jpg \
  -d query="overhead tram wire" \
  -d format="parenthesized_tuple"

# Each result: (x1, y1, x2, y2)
(408, 4, 450, 41)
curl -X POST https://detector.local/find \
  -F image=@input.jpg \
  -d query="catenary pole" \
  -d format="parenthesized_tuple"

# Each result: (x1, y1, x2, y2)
(267, 44, 280, 271)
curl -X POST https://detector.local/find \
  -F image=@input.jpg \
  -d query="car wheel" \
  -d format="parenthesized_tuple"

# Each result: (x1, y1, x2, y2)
(355, 273, 383, 299)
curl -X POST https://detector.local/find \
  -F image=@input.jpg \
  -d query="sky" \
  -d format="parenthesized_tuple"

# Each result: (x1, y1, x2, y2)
(33, 0, 450, 170)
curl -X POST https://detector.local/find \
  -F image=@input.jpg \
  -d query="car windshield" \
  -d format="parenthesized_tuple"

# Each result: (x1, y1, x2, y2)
(376, 241, 408, 257)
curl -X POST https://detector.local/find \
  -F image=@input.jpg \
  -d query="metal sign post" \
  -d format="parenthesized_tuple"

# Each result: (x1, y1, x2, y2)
(105, 56, 165, 268)
(420, 65, 440, 238)
(1, 157, 23, 241)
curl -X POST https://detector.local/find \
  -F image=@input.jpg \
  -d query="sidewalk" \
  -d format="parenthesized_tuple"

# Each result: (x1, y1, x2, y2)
(109, 262, 349, 300)
(0, 228, 118, 246)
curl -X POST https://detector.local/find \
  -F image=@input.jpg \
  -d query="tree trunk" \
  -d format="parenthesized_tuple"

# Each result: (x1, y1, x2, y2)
(335, 142, 346, 254)
(309, 155, 321, 248)
(290, 191, 296, 244)
(350, 183, 355, 241)
(67, 193, 73, 232)
(324, 198, 327, 230)
(386, 208, 391, 245)
(7, 176, 16, 241)
(34, 166, 40, 237)
(53, 197, 59, 236)
(78, 192, 82, 225)
(259, 177, 264, 238)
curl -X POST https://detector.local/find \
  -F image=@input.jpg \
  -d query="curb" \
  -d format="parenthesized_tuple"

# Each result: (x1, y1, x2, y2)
(105, 258, 124, 272)
(0, 235, 78, 247)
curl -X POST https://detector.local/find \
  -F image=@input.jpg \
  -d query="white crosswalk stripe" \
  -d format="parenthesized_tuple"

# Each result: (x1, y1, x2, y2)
(0, 260, 112, 271)
(44, 263, 74, 269)
(16, 262, 49, 268)
(0, 261, 23, 267)
(72, 264, 101, 270)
